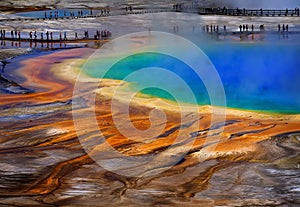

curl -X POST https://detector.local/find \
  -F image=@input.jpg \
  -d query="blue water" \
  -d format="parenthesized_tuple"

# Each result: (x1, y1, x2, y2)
(84, 42, 300, 114)
(16, 9, 97, 18)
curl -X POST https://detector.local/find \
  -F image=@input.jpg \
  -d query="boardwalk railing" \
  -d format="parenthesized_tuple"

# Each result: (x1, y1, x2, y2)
(199, 8, 300, 17)
(0, 8, 174, 22)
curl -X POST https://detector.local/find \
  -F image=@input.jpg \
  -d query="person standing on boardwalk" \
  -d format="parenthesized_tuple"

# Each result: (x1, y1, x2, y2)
(59, 32, 62, 41)
(64, 31, 67, 40)
(282, 24, 285, 32)
(18, 31, 21, 40)
(11, 30, 14, 39)
(34, 31, 37, 40)
(278, 24, 281, 32)
(286, 24, 289, 32)
(75, 32, 78, 40)
(41, 32, 44, 40)
(251, 24, 254, 32)
(239, 25, 242, 32)
(46, 31, 49, 41)
(50, 32, 53, 40)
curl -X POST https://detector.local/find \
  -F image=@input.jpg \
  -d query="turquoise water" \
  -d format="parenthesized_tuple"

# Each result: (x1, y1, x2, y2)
(84, 42, 300, 114)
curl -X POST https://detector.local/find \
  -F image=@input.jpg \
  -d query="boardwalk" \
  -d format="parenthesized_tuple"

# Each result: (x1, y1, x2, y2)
(199, 8, 300, 17)
(0, 8, 173, 22)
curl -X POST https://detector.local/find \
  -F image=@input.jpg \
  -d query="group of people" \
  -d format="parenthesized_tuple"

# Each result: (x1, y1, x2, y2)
(83, 30, 112, 40)
(202, 24, 269, 34)
(238, 24, 255, 32)
(278, 24, 289, 32)
(0, 29, 112, 42)
(43, 8, 110, 19)
(203, 25, 227, 33)
(1, 30, 22, 40)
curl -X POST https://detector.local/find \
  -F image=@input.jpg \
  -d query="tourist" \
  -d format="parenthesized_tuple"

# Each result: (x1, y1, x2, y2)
(239, 25, 242, 32)
(223, 25, 227, 32)
(34, 31, 37, 40)
(59, 32, 62, 41)
(75, 32, 78, 40)
(251, 24, 254, 32)
(41, 32, 44, 40)
(216, 25, 219, 33)
(18, 31, 20, 40)
(64, 31, 67, 40)
(282, 24, 285, 32)
(11, 30, 14, 39)
(29, 31, 32, 40)
(46, 31, 49, 40)
(50, 32, 53, 40)
(278, 24, 281, 32)
(206, 25, 209, 33)
(246, 24, 248, 31)
(286, 24, 289, 32)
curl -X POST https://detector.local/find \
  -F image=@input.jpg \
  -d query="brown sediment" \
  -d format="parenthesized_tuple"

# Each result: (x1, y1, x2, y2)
(0, 48, 299, 206)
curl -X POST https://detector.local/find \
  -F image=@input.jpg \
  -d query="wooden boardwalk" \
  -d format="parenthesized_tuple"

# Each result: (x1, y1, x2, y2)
(199, 8, 300, 17)
(0, 8, 173, 22)
(0, 6, 299, 23)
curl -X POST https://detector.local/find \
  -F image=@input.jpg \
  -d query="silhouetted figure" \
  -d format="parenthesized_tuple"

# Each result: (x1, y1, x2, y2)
(75, 32, 78, 40)
(286, 24, 289, 32)
(64, 31, 67, 40)
(242, 24, 245, 31)
(251, 24, 254, 32)
(41, 33, 44, 40)
(246, 24, 248, 31)
(278, 24, 281, 32)
(223, 25, 226, 32)
(50, 32, 53, 40)
(59, 32, 62, 41)
(34, 31, 37, 40)
(282, 24, 285, 32)
(11, 30, 14, 39)
(239, 25, 242, 32)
